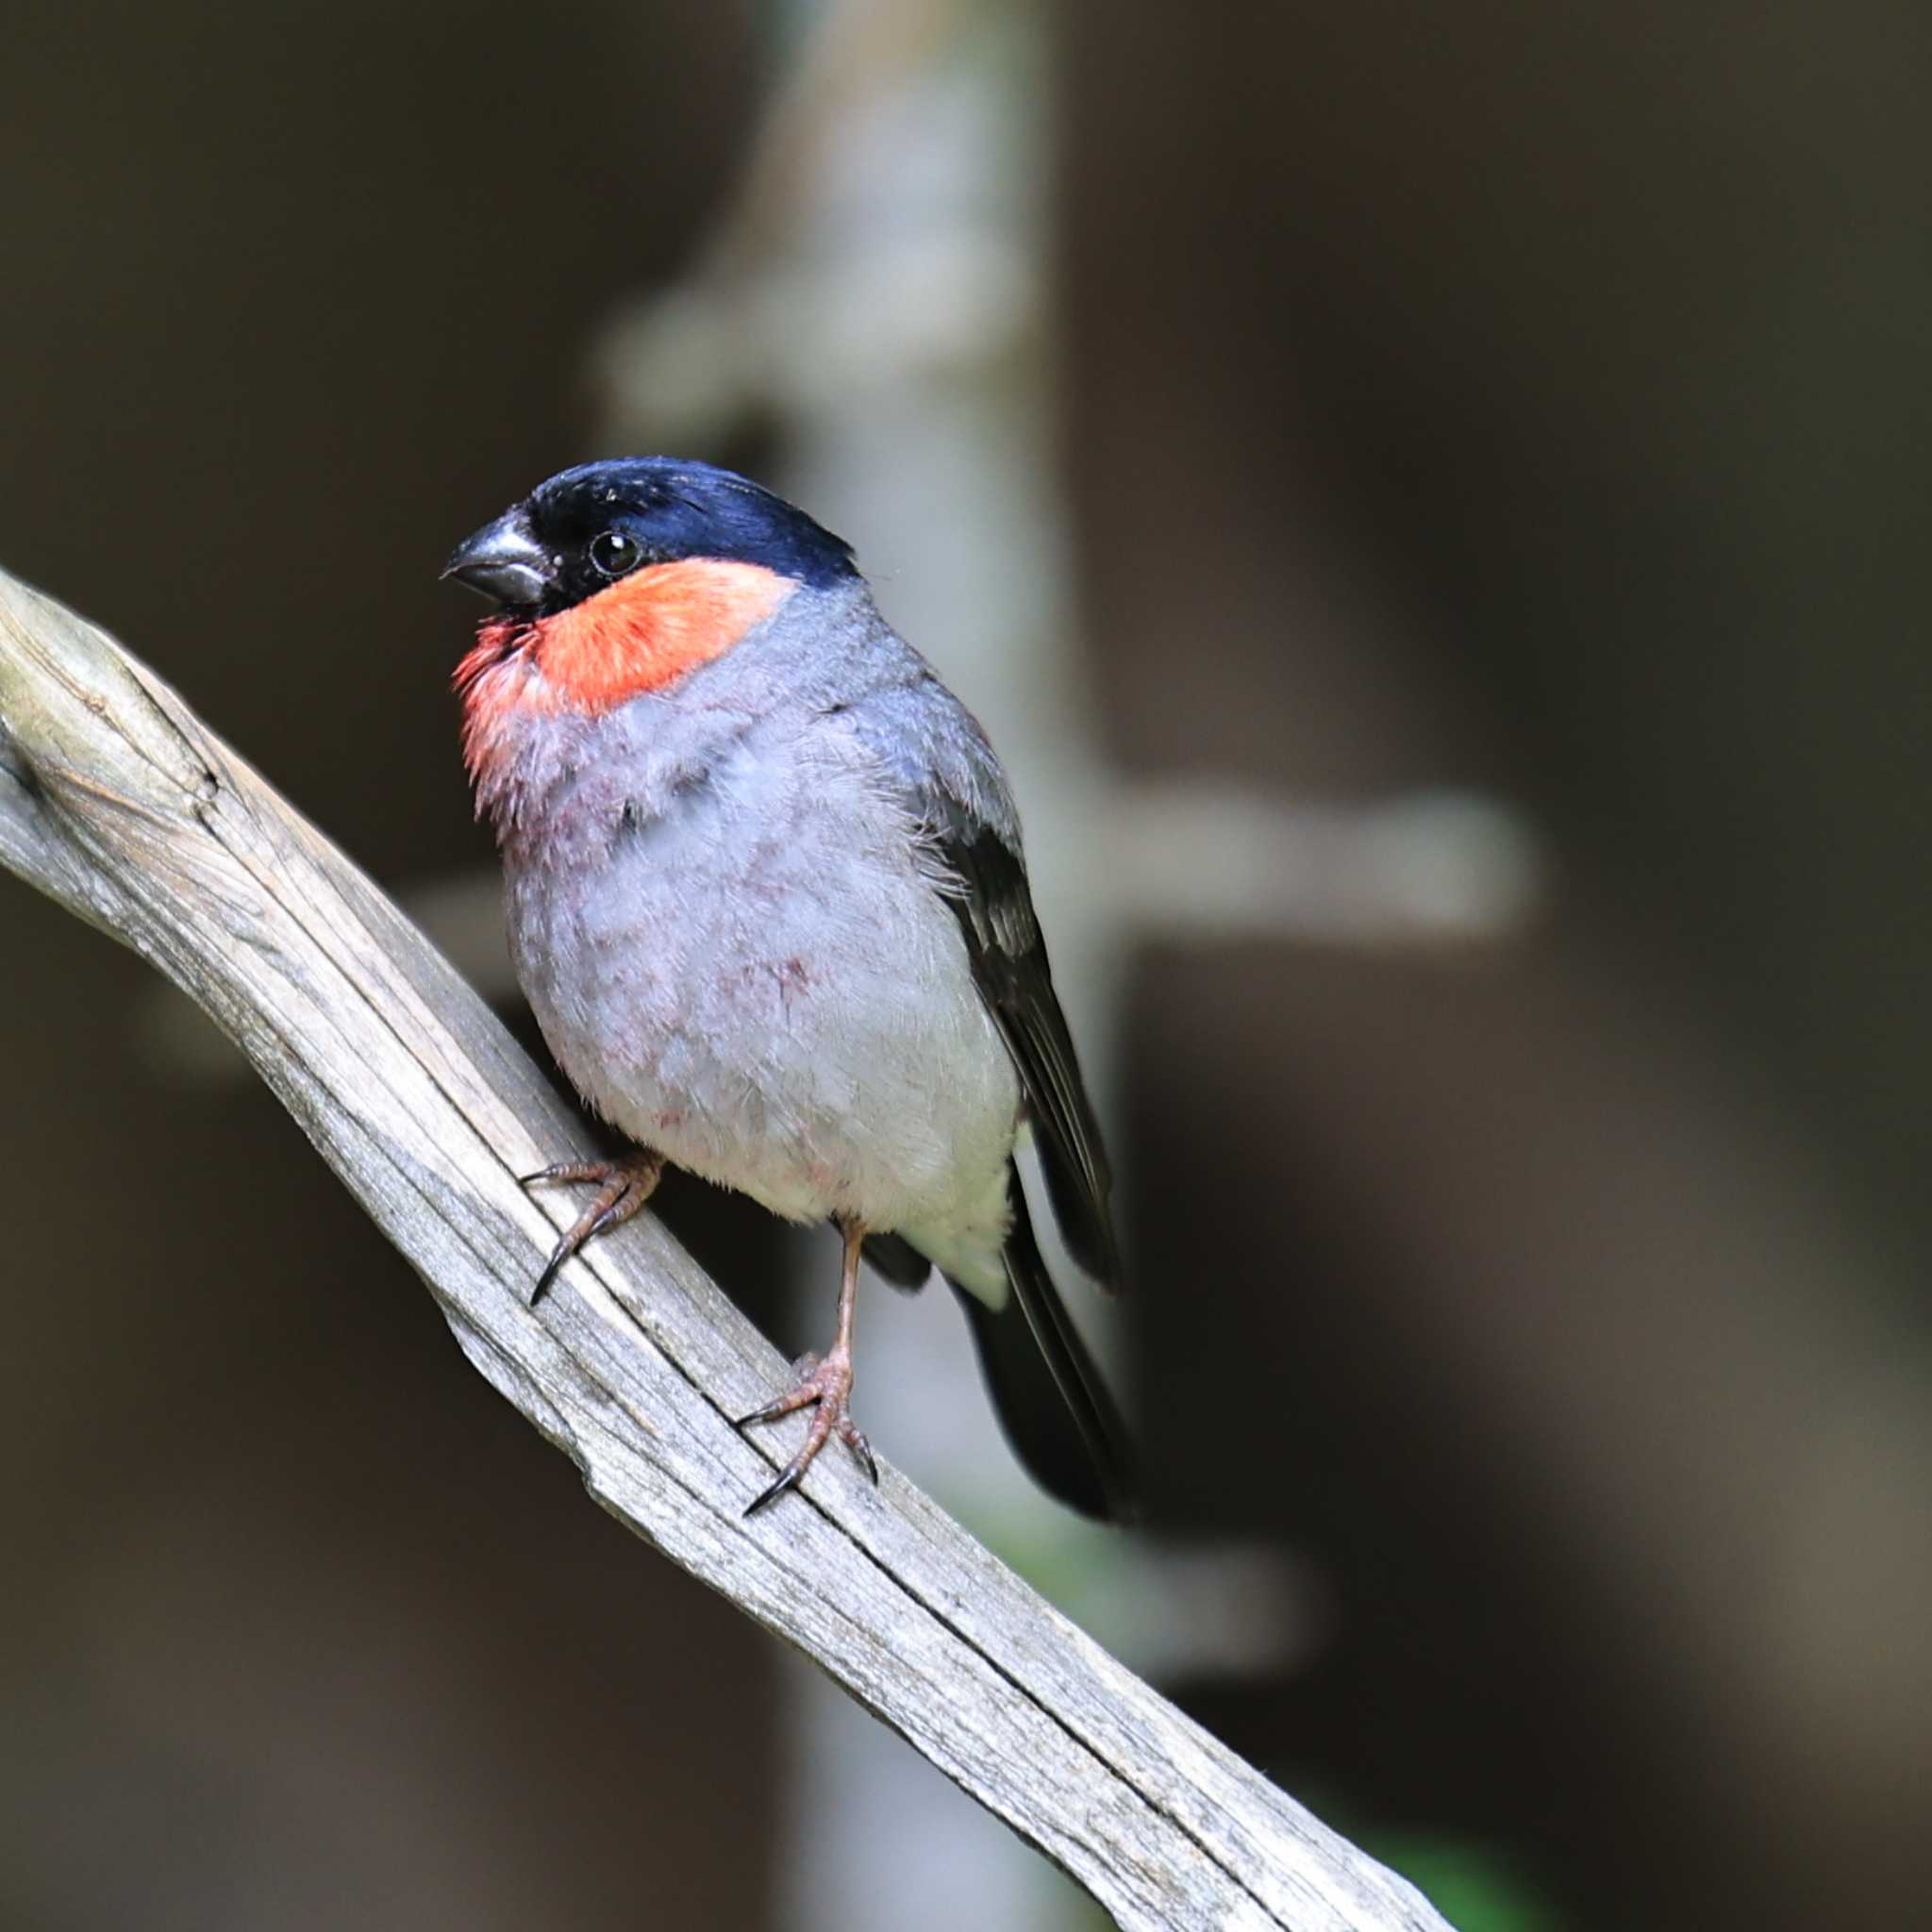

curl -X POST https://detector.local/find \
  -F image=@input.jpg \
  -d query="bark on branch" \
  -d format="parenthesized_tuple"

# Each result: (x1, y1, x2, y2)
(0, 566, 1448, 1932)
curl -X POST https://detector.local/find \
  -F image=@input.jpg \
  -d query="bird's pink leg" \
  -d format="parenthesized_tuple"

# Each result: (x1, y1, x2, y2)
(520, 1149, 664, 1304)
(737, 1217, 877, 1513)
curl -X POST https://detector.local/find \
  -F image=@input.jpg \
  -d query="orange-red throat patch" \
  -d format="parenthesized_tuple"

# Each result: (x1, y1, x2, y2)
(532, 558, 794, 713)
(456, 558, 794, 803)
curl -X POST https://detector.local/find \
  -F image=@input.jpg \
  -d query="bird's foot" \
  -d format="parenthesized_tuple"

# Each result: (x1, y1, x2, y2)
(735, 1347, 877, 1514)
(520, 1150, 664, 1305)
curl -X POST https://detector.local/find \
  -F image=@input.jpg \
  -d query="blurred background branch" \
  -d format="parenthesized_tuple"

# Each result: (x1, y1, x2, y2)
(0, 566, 1448, 1932)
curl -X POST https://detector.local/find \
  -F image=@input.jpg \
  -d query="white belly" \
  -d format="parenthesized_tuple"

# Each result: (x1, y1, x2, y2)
(505, 735, 1021, 1271)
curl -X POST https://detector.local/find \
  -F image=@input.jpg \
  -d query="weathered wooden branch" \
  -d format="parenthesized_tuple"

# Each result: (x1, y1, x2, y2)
(0, 565, 1448, 1932)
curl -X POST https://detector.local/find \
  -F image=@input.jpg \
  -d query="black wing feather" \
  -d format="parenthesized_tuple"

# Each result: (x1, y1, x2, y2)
(924, 796, 1124, 1293)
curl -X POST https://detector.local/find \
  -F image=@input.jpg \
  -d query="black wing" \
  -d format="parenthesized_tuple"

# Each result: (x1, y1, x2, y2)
(924, 792, 1124, 1293)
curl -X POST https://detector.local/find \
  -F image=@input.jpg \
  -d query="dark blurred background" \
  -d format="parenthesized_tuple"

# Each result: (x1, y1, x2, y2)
(4, 3, 1928, 1928)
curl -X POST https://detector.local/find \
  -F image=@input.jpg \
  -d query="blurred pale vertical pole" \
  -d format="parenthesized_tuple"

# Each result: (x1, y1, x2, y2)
(768, 21, 1149, 1932)
(663, 9, 1113, 1924)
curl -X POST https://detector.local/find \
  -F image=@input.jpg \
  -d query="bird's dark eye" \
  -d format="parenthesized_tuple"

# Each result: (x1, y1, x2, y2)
(588, 529, 642, 577)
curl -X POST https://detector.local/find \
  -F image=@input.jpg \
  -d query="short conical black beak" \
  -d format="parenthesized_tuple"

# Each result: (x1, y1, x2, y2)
(442, 509, 554, 608)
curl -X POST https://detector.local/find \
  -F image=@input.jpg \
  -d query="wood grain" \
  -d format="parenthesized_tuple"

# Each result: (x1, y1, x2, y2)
(0, 566, 1449, 1932)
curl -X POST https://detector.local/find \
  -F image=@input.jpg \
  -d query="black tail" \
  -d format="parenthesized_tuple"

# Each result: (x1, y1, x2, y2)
(950, 1163, 1138, 1523)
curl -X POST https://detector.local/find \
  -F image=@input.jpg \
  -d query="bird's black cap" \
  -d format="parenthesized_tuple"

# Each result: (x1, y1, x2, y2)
(444, 457, 858, 616)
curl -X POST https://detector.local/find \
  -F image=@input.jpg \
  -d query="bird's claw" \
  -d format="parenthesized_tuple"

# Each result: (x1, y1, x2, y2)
(519, 1150, 663, 1305)
(737, 1347, 875, 1512)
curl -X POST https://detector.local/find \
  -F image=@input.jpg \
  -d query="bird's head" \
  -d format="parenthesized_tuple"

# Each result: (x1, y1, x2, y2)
(444, 457, 856, 734)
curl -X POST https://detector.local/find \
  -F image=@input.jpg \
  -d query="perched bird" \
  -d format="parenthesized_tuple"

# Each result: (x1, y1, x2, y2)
(444, 458, 1133, 1520)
